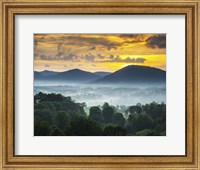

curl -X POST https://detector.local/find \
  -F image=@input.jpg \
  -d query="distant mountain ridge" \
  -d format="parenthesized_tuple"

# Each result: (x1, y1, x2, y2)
(94, 71, 111, 77)
(34, 65, 166, 84)
(93, 65, 166, 84)
(34, 71, 45, 80)
(39, 70, 59, 77)
(40, 69, 101, 83)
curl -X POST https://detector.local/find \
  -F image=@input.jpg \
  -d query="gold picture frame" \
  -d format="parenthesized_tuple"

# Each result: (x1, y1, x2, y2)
(0, 0, 199, 169)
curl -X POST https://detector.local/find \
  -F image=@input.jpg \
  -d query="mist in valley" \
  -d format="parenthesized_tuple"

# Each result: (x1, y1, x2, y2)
(34, 81, 166, 107)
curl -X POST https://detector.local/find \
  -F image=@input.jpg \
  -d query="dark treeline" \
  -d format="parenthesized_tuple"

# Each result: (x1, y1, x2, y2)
(34, 92, 166, 136)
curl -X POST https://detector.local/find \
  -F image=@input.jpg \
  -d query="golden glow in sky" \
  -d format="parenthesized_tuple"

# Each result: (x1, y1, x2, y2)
(34, 34, 166, 72)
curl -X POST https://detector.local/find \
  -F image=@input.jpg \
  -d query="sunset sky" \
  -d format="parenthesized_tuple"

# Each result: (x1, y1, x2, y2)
(34, 34, 166, 72)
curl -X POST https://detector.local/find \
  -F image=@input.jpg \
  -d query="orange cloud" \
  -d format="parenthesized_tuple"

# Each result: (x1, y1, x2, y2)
(34, 34, 166, 72)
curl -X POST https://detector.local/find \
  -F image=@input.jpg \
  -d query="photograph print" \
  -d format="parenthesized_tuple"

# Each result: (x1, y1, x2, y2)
(34, 34, 166, 136)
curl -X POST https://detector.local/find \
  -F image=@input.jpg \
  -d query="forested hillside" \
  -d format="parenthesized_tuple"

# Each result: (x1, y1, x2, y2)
(34, 92, 166, 136)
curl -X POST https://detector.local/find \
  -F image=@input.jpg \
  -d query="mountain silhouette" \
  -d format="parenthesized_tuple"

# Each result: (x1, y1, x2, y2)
(39, 70, 59, 77)
(94, 71, 111, 77)
(45, 69, 101, 83)
(34, 71, 45, 80)
(93, 65, 166, 84)
(34, 66, 166, 84)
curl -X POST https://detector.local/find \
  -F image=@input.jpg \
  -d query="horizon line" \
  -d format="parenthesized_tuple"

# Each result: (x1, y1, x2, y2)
(34, 65, 166, 73)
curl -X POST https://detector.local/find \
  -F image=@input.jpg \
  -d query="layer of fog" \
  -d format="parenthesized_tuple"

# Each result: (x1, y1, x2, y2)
(34, 81, 166, 106)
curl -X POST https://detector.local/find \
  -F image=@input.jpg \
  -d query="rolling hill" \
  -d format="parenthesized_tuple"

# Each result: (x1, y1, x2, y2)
(34, 66, 166, 84)
(93, 65, 166, 84)
(94, 71, 111, 77)
(34, 71, 45, 80)
(39, 70, 59, 77)
(44, 69, 101, 83)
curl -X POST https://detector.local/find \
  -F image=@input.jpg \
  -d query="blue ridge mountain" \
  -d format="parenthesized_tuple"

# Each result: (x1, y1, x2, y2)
(92, 65, 166, 84)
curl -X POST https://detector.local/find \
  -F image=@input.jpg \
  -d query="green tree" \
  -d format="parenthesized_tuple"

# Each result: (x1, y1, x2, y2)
(128, 104, 142, 115)
(66, 116, 102, 136)
(103, 125, 115, 136)
(34, 109, 53, 124)
(34, 120, 50, 136)
(89, 106, 103, 124)
(135, 114, 154, 131)
(154, 123, 162, 134)
(136, 129, 156, 136)
(102, 102, 109, 109)
(114, 126, 127, 136)
(125, 113, 138, 135)
(102, 105, 114, 124)
(160, 131, 166, 136)
(50, 127, 65, 136)
(103, 125, 127, 136)
(55, 111, 70, 130)
(113, 112, 125, 127)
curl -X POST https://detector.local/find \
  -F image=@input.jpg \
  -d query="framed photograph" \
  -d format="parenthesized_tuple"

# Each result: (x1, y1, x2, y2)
(34, 33, 167, 137)
(0, 0, 199, 169)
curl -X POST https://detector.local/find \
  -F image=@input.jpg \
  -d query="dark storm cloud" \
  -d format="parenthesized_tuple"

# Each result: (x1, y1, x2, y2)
(34, 34, 166, 63)
(57, 51, 63, 57)
(119, 34, 166, 49)
(35, 34, 165, 51)
(35, 53, 78, 61)
(34, 39, 38, 49)
(63, 53, 77, 60)
(102, 55, 146, 63)
(118, 34, 144, 39)
(98, 54, 105, 59)
(34, 53, 40, 60)
(89, 46, 96, 50)
(109, 55, 114, 59)
(35, 35, 121, 51)
(83, 53, 96, 61)
(36, 55, 55, 60)
(118, 34, 148, 44)
(147, 34, 166, 49)
(40, 55, 48, 60)
(57, 43, 63, 52)
(66, 35, 119, 50)
(135, 58, 146, 63)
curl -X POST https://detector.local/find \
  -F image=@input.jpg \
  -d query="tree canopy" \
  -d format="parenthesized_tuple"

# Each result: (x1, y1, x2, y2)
(34, 92, 166, 136)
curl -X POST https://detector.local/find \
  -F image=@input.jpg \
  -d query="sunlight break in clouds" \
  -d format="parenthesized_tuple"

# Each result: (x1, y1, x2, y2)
(34, 34, 166, 72)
